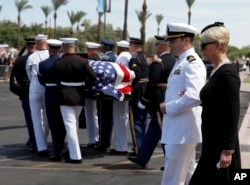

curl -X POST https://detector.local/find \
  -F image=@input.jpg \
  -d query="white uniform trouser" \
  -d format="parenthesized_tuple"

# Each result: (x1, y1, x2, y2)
(60, 105, 82, 160)
(29, 91, 49, 151)
(112, 100, 129, 151)
(161, 144, 196, 185)
(84, 99, 99, 144)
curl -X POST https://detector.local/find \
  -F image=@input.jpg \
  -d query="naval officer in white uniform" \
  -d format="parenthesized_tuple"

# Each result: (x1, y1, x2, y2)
(26, 34, 50, 156)
(159, 23, 206, 185)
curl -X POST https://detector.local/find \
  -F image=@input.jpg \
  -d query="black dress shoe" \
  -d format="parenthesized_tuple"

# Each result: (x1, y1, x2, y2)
(160, 166, 164, 171)
(110, 149, 128, 155)
(87, 143, 97, 149)
(36, 150, 50, 157)
(29, 148, 38, 154)
(128, 151, 137, 157)
(61, 151, 70, 160)
(64, 159, 82, 164)
(128, 156, 146, 168)
(94, 146, 107, 152)
(49, 155, 63, 162)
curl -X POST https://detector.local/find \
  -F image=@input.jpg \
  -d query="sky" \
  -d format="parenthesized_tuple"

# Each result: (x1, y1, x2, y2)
(0, 0, 249, 49)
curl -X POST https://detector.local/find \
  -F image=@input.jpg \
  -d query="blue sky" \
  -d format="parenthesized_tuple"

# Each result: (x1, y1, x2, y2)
(0, 0, 249, 48)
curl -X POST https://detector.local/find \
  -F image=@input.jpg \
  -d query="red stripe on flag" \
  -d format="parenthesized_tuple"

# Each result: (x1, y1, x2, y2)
(117, 64, 132, 94)
(119, 64, 130, 82)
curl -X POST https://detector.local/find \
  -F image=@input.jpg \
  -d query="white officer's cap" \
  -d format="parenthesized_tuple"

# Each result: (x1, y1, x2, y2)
(85, 42, 101, 49)
(116, 40, 130, 48)
(35, 34, 48, 41)
(47, 39, 62, 48)
(60, 38, 78, 44)
(166, 23, 198, 40)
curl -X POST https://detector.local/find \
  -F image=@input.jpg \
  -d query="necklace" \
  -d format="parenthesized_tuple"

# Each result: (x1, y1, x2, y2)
(210, 58, 231, 77)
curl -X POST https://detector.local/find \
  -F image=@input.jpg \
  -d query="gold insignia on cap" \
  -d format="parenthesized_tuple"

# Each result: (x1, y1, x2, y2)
(132, 63, 137, 68)
(187, 55, 196, 62)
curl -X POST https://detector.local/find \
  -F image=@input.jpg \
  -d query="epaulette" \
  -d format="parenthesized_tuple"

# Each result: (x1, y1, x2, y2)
(101, 55, 112, 62)
(131, 53, 137, 59)
(153, 58, 162, 63)
(187, 55, 196, 62)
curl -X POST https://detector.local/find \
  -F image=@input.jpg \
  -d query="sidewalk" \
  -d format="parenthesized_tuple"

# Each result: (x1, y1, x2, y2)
(239, 71, 250, 168)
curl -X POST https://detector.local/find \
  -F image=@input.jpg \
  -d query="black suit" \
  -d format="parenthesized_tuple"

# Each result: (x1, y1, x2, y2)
(189, 63, 241, 185)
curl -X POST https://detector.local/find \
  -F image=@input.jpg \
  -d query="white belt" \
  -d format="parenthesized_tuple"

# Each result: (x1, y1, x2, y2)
(60, 81, 85, 86)
(45, 83, 57, 87)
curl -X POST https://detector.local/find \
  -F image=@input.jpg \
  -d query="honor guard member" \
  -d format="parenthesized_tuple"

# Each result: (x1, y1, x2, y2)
(38, 39, 66, 161)
(128, 37, 149, 155)
(159, 23, 206, 185)
(26, 34, 50, 156)
(94, 39, 117, 151)
(54, 38, 96, 163)
(84, 42, 101, 148)
(128, 35, 176, 167)
(9, 36, 37, 153)
(110, 40, 132, 154)
(100, 38, 117, 62)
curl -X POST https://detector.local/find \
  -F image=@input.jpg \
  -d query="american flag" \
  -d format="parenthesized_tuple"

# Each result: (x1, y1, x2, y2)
(89, 60, 135, 101)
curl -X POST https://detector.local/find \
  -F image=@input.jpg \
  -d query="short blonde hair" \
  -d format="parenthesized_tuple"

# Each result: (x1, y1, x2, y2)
(200, 23, 230, 52)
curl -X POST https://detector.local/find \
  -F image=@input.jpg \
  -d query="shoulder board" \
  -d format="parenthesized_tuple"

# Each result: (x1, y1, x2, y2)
(153, 58, 162, 64)
(187, 55, 196, 62)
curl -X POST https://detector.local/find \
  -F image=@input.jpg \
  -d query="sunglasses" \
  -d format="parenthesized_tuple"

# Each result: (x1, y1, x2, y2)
(200, 41, 217, 50)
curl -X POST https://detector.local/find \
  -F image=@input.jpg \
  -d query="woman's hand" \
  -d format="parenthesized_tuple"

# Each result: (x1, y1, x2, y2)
(217, 150, 233, 168)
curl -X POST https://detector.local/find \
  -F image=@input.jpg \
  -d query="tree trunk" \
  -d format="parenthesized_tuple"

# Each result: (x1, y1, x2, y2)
(45, 20, 48, 35)
(188, 10, 191, 25)
(141, 0, 147, 53)
(122, 0, 128, 40)
(54, 12, 57, 38)
(17, 14, 21, 50)
(98, 13, 101, 42)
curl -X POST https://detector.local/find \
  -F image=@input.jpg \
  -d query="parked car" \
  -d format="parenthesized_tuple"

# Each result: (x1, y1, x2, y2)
(239, 61, 247, 71)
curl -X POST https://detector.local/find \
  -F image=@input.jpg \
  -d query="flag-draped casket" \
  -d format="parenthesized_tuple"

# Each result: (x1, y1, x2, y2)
(88, 60, 135, 101)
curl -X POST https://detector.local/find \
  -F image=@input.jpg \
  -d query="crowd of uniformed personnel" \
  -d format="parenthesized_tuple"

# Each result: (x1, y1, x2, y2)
(9, 21, 244, 185)
(9, 31, 177, 165)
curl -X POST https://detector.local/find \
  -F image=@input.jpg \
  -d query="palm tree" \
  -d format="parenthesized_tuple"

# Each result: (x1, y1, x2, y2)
(186, 0, 195, 25)
(67, 11, 77, 37)
(75, 11, 86, 38)
(155, 14, 164, 36)
(41, 5, 52, 35)
(0, 6, 2, 13)
(135, 8, 151, 41)
(15, 0, 32, 50)
(51, 0, 68, 38)
(141, 0, 147, 43)
(122, 0, 129, 40)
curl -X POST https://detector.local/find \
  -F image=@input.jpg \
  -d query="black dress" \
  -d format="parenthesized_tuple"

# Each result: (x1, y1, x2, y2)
(189, 63, 241, 185)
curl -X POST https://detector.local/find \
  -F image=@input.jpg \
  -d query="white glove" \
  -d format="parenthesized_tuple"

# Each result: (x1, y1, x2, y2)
(138, 101, 145, 109)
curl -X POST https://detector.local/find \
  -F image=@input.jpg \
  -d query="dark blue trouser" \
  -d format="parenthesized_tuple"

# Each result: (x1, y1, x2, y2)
(46, 104, 66, 156)
(132, 104, 148, 152)
(45, 87, 66, 156)
(21, 99, 37, 150)
(137, 111, 165, 165)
